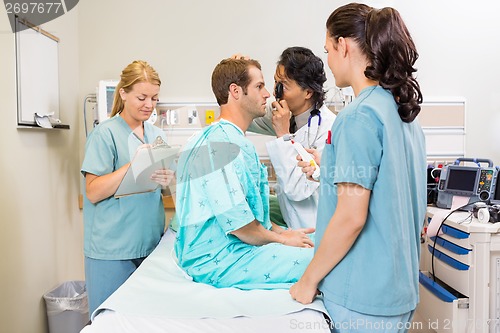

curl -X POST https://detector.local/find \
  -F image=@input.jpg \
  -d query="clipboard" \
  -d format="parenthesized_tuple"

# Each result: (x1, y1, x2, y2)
(115, 137, 179, 198)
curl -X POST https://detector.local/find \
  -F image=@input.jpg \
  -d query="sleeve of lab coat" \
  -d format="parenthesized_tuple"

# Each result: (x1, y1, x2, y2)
(247, 104, 276, 136)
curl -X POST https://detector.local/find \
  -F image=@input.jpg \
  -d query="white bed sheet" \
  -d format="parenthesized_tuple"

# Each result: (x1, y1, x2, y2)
(82, 308, 331, 333)
(81, 229, 331, 333)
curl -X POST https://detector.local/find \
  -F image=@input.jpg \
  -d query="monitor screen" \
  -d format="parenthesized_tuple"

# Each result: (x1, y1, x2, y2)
(105, 85, 115, 117)
(97, 80, 119, 124)
(492, 174, 500, 204)
(446, 167, 478, 194)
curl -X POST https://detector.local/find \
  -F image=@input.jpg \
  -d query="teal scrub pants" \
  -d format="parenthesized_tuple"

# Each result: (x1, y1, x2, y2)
(324, 299, 415, 333)
(84, 256, 145, 319)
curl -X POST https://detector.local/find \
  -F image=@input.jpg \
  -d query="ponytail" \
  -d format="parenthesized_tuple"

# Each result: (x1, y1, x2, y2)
(364, 7, 422, 122)
(326, 4, 422, 123)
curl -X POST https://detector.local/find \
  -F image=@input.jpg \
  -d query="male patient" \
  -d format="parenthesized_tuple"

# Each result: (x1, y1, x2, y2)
(174, 58, 314, 289)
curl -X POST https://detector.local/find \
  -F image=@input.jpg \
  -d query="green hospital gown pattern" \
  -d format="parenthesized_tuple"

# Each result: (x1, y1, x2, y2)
(174, 119, 313, 289)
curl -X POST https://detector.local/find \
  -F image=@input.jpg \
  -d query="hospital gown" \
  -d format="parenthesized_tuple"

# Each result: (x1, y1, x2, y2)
(174, 119, 313, 289)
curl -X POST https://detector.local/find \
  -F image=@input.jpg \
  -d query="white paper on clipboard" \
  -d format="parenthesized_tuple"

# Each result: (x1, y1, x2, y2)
(115, 143, 179, 198)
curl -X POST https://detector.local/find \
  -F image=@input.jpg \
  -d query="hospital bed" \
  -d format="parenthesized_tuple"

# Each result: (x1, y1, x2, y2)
(80, 228, 331, 333)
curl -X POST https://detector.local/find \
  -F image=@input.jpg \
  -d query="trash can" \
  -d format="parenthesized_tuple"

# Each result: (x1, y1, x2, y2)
(43, 281, 89, 333)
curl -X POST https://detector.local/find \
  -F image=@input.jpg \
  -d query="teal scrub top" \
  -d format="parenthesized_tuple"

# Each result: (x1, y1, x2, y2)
(174, 119, 313, 289)
(316, 86, 427, 316)
(81, 115, 166, 260)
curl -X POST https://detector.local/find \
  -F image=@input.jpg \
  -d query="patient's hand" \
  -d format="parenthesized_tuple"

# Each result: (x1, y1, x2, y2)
(281, 228, 315, 248)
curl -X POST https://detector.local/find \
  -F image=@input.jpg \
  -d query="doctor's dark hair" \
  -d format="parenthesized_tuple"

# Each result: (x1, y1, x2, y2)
(211, 58, 262, 106)
(278, 47, 327, 108)
(110, 60, 161, 117)
(326, 3, 422, 122)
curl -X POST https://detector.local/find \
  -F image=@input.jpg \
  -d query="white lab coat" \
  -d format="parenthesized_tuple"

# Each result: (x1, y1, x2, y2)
(248, 104, 336, 229)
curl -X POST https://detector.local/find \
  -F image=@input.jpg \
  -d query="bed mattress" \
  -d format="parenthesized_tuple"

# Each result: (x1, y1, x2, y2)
(81, 229, 331, 333)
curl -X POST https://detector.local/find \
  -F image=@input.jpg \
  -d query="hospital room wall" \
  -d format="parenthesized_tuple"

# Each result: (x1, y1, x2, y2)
(0, 8, 83, 333)
(77, 0, 500, 165)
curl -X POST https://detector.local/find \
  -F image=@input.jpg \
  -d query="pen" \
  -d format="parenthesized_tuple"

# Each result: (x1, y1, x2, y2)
(133, 132, 146, 144)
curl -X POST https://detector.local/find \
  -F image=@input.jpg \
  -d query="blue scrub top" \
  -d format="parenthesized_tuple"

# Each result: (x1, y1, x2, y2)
(81, 115, 166, 260)
(316, 86, 427, 316)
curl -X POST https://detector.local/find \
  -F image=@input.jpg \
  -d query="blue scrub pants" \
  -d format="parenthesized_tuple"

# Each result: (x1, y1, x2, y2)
(84, 256, 145, 318)
(324, 299, 415, 333)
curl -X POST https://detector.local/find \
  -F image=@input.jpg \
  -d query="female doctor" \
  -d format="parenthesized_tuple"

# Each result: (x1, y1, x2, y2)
(248, 47, 336, 230)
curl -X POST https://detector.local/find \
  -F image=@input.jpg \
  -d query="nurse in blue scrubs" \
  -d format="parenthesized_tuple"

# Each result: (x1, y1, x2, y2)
(290, 3, 427, 332)
(81, 60, 174, 317)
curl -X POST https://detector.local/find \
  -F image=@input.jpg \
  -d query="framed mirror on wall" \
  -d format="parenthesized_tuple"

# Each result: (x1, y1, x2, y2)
(15, 16, 69, 129)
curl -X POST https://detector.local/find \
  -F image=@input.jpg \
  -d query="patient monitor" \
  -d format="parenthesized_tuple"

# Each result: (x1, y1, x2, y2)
(97, 80, 119, 125)
(436, 158, 498, 209)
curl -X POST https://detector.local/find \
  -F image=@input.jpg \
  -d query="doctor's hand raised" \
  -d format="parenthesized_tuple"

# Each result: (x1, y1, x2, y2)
(271, 99, 292, 138)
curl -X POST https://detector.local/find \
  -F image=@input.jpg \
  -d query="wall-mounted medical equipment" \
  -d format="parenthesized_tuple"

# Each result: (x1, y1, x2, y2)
(436, 157, 498, 209)
(96, 80, 118, 125)
(159, 109, 179, 129)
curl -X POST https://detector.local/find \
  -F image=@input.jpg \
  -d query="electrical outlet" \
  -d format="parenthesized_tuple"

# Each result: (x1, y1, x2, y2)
(205, 110, 215, 125)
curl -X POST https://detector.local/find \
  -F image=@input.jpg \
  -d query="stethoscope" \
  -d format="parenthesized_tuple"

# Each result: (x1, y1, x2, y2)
(306, 108, 322, 149)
